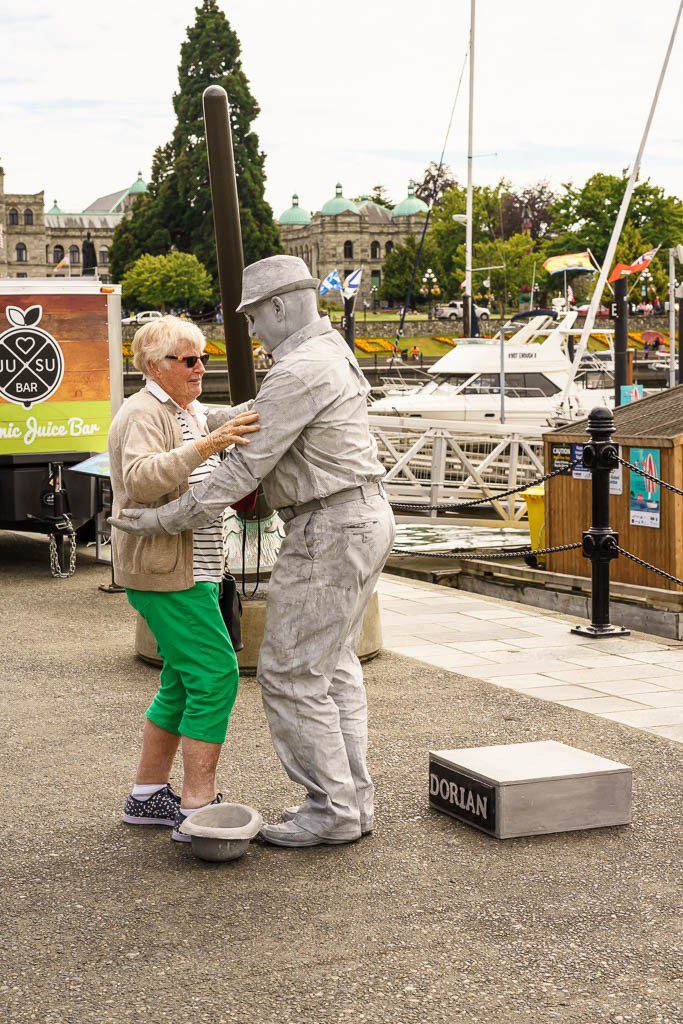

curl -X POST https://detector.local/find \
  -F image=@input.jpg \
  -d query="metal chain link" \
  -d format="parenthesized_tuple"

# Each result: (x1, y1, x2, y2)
(391, 541, 582, 561)
(615, 545, 683, 587)
(390, 459, 582, 514)
(48, 517, 77, 579)
(615, 454, 683, 498)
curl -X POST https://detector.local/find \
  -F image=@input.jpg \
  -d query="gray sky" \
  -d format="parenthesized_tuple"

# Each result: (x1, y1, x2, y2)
(2, 0, 681, 217)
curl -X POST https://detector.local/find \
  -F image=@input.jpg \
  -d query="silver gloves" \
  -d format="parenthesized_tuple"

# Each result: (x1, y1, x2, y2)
(108, 508, 164, 536)
(109, 490, 219, 536)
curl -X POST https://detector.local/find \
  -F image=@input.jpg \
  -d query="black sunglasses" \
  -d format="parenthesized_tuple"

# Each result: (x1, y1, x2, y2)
(165, 353, 210, 368)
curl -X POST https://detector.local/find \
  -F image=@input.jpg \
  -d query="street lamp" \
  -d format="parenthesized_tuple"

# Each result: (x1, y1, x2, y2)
(420, 268, 440, 319)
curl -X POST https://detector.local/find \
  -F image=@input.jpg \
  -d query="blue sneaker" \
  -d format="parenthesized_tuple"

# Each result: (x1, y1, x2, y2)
(172, 792, 222, 843)
(123, 784, 181, 828)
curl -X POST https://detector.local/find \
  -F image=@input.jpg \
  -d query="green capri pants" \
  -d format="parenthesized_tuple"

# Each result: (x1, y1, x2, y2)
(126, 582, 239, 744)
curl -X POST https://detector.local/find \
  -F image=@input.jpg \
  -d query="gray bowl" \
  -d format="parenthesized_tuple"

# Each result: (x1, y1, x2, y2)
(179, 802, 263, 862)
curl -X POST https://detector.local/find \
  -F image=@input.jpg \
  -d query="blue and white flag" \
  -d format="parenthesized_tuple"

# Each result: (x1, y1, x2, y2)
(343, 268, 363, 301)
(320, 269, 343, 296)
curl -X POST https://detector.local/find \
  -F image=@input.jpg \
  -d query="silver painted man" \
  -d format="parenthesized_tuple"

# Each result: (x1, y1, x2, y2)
(111, 255, 395, 848)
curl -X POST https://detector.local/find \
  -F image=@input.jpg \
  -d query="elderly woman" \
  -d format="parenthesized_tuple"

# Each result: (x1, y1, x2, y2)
(108, 315, 259, 843)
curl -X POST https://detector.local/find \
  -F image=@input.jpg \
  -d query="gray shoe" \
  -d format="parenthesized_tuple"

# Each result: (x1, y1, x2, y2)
(282, 804, 374, 835)
(259, 821, 360, 848)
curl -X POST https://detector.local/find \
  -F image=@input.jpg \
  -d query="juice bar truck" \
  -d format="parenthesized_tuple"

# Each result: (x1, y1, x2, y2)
(0, 280, 123, 576)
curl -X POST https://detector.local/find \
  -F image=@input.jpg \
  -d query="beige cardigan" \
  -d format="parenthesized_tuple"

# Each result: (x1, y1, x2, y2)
(108, 389, 208, 591)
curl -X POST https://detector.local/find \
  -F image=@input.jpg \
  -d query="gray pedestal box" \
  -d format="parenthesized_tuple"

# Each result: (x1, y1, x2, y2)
(429, 741, 632, 839)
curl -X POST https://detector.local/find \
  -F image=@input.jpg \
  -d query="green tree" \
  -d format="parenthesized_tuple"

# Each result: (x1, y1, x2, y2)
(121, 252, 213, 312)
(110, 0, 280, 284)
(550, 172, 683, 262)
(379, 234, 446, 305)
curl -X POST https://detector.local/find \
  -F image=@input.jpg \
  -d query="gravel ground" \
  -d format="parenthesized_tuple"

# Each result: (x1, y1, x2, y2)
(2, 532, 682, 1024)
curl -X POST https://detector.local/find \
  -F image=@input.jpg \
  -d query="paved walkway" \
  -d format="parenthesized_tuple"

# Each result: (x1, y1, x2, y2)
(379, 574, 683, 743)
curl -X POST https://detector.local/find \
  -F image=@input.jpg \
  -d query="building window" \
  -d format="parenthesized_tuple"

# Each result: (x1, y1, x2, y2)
(343, 240, 354, 259)
(385, 241, 394, 255)
(16, 273, 28, 278)
(69, 245, 80, 265)
(371, 270, 381, 289)
(15, 243, 27, 263)
(8, 208, 18, 226)
(53, 244, 64, 264)
(24, 209, 33, 226)
(370, 240, 380, 260)
(99, 247, 109, 266)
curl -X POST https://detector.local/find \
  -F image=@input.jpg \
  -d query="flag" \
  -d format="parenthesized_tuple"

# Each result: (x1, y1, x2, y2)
(608, 247, 660, 284)
(542, 251, 594, 275)
(343, 268, 362, 301)
(320, 269, 343, 296)
(53, 255, 70, 272)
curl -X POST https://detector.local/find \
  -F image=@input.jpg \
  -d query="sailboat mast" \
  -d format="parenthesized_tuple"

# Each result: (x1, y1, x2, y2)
(465, 0, 475, 315)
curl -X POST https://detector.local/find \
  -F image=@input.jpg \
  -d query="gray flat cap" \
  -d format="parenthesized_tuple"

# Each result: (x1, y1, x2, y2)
(236, 255, 319, 313)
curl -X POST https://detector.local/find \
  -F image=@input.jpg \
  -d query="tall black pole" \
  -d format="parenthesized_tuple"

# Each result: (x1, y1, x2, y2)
(462, 294, 471, 337)
(613, 276, 629, 406)
(202, 84, 271, 519)
(678, 288, 683, 386)
(572, 407, 629, 638)
(343, 294, 356, 352)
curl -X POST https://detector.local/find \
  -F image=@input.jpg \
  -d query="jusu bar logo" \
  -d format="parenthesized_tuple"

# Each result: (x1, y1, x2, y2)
(429, 758, 496, 834)
(0, 305, 64, 408)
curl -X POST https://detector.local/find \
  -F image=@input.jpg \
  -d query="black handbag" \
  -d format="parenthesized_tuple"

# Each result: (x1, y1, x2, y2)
(218, 572, 244, 652)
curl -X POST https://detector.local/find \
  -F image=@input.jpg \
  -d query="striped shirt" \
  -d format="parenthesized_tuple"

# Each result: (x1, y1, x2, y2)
(144, 380, 223, 583)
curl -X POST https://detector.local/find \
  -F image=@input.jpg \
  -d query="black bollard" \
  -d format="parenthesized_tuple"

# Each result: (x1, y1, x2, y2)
(572, 407, 630, 637)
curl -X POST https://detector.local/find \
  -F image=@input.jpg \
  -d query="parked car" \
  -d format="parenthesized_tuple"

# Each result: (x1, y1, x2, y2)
(576, 303, 610, 317)
(121, 310, 163, 325)
(434, 300, 490, 321)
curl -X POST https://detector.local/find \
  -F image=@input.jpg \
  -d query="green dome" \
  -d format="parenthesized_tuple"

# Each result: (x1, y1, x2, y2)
(279, 193, 311, 225)
(47, 199, 62, 214)
(321, 183, 359, 216)
(129, 171, 147, 195)
(392, 183, 428, 218)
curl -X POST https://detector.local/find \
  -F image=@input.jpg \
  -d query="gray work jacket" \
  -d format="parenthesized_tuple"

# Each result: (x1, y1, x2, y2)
(171, 316, 385, 530)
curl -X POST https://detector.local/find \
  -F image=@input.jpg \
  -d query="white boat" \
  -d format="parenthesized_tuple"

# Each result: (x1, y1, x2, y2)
(371, 313, 614, 428)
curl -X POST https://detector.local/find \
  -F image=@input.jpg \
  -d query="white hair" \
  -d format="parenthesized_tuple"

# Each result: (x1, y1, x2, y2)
(132, 315, 206, 376)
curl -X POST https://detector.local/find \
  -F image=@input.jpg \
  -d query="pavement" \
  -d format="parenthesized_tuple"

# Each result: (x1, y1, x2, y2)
(380, 575, 683, 743)
(2, 531, 682, 1024)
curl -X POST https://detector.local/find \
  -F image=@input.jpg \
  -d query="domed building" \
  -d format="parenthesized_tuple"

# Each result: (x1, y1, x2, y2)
(277, 182, 427, 303)
(0, 167, 148, 282)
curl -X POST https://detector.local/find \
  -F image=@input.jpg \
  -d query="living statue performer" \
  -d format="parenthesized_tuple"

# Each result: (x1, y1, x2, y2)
(111, 255, 396, 847)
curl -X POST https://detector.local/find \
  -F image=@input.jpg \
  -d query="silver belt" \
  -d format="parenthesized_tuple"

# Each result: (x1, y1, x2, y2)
(278, 481, 385, 522)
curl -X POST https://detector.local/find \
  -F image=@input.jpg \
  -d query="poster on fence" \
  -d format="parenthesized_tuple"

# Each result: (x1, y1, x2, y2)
(629, 448, 661, 528)
(570, 443, 623, 495)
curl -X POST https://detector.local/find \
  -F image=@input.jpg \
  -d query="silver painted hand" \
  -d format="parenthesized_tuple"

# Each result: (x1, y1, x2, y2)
(108, 508, 164, 536)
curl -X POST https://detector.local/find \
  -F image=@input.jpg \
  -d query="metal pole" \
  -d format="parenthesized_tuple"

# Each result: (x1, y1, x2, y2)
(499, 326, 506, 424)
(202, 84, 271, 520)
(560, 0, 683, 403)
(572, 407, 629, 638)
(669, 248, 676, 387)
(464, 0, 475, 327)
(202, 85, 257, 406)
(343, 294, 356, 352)
(678, 287, 683, 387)
(613, 277, 628, 406)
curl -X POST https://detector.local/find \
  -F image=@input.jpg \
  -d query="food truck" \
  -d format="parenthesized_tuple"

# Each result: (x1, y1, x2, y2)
(0, 279, 123, 575)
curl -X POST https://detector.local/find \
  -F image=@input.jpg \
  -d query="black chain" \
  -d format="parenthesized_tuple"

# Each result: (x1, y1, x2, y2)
(615, 455, 683, 498)
(390, 459, 581, 513)
(615, 545, 683, 587)
(391, 541, 582, 561)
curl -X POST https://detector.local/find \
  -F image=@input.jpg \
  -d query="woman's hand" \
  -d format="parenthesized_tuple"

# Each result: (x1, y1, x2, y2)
(195, 410, 260, 460)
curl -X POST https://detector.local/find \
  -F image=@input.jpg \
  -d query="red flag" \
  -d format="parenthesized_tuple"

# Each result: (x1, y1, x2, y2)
(608, 247, 659, 284)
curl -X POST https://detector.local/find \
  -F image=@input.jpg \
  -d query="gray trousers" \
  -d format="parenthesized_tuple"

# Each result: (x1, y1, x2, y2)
(257, 493, 396, 839)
